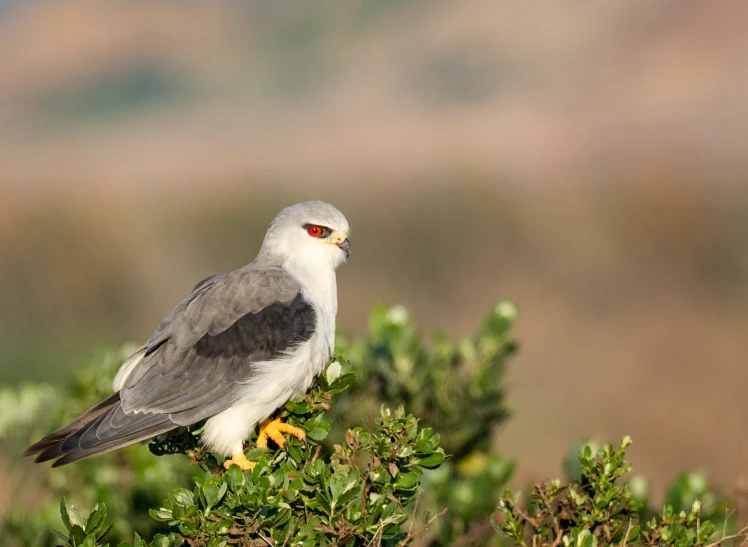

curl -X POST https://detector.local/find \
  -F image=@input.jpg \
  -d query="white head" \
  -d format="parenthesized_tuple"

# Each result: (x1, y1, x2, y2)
(258, 201, 351, 271)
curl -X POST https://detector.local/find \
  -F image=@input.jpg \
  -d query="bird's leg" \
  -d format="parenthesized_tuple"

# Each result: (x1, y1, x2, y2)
(256, 417, 306, 449)
(223, 450, 256, 471)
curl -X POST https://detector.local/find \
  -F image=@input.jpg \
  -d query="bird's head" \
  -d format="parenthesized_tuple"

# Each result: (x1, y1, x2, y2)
(259, 201, 351, 270)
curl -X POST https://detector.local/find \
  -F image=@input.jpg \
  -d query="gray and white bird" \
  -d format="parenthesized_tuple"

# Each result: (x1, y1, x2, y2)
(25, 201, 351, 470)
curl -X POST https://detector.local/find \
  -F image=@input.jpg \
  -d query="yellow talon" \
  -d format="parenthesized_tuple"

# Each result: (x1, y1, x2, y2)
(223, 452, 256, 471)
(256, 417, 306, 449)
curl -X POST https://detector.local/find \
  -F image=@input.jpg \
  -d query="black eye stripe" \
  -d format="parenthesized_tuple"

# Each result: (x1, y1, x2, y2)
(302, 223, 332, 237)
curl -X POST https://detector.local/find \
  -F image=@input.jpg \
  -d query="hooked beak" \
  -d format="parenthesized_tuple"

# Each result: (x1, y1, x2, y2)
(336, 238, 351, 258)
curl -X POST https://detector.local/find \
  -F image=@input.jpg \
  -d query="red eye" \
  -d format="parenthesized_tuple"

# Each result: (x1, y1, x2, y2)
(307, 225, 323, 238)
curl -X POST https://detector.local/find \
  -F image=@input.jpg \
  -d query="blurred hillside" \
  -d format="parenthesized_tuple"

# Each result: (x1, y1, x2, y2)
(1, 0, 748, 499)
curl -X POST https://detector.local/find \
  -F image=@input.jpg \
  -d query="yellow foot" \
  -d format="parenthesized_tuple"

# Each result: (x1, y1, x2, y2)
(256, 417, 306, 449)
(223, 452, 256, 471)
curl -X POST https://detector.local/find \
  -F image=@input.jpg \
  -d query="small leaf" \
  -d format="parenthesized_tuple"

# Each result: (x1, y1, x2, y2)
(172, 488, 195, 507)
(245, 447, 265, 461)
(150, 508, 173, 521)
(700, 521, 716, 539)
(326, 361, 342, 384)
(68, 524, 87, 546)
(394, 472, 419, 490)
(388, 462, 399, 478)
(416, 450, 445, 469)
(226, 465, 244, 490)
(290, 402, 312, 414)
(60, 498, 73, 532)
(306, 427, 329, 442)
(152, 534, 175, 547)
(202, 481, 225, 510)
(50, 529, 73, 547)
(60, 498, 86, 532)
(84, 503, 107, 536)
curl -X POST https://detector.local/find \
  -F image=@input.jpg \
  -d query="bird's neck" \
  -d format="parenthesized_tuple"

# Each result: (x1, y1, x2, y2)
(283, 257, 338, 318)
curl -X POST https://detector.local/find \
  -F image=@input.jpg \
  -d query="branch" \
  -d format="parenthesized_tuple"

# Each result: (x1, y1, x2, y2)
(398, 508, 448, 546)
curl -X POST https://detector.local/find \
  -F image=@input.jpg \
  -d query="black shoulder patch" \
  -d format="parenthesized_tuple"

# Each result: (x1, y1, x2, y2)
(193, 293, 316, 361)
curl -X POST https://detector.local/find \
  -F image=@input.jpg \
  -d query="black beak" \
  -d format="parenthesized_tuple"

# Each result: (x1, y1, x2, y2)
(337, 238, 351, 257)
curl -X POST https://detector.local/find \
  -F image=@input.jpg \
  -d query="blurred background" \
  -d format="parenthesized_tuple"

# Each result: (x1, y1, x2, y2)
(1, 0, 747, 504)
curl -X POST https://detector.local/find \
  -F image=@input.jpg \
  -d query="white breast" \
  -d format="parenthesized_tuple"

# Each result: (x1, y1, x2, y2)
(201, 298, 334, 456)
(202, 256, 338, 456)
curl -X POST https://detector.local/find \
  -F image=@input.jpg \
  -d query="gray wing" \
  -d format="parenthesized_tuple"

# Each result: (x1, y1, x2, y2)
(121, 266, 316, 421)
(25, 265, 316, 466)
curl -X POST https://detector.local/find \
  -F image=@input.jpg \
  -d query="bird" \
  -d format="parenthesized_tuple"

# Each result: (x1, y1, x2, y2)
(24, 201, 351, 470)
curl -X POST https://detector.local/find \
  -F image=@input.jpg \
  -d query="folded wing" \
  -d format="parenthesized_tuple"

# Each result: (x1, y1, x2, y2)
(25, 265, 316, 466)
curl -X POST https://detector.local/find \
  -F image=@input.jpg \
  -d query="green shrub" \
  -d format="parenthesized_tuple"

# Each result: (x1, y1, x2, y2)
(0, 300, 743, 546)
(495, 438, 745, 547)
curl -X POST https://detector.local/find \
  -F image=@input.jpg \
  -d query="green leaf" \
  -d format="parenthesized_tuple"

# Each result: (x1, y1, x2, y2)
(150, 508, 173, 521)
(328, 465, 360, 509)
(60, 497, 86, 532)
(416, 450, 445, 469)
(60, 498, 73, 533)
(51, 529, 73, 547)
(245, 447, 265, 460)
(394, 472, 419, 490)
(700, 520, 716, 539)
(202, 480, 227, 511)
(84, 503, 107, 536)
(226, 464, 245, 489)
(291, 401, 312, 414)
(326, 361, 342, 384)
(151, 534, 175, 547)
(306, 426, 330, 442)
(575, 529, 597, 547)
(69, 524, 88, 546)
(172, 488, 195, 508)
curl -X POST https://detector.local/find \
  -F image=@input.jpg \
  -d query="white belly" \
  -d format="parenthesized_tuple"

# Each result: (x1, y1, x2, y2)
(200, 324, 332, 456)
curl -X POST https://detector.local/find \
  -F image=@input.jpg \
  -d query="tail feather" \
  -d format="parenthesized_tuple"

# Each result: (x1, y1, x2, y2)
(50, 422, 177, 467)
(23, 393, 122, 457)
(24, 392, 179, 467)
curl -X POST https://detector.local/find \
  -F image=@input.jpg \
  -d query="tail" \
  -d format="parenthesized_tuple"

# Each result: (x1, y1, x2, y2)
(24, 392, 177, 467)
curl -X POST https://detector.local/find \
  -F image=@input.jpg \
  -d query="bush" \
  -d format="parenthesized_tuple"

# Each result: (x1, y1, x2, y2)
(0, 300, 743, 546)
(54, 372, 446, 546)
(494, 437, 745, 547)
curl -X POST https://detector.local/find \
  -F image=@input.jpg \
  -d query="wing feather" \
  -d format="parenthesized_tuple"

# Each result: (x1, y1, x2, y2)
(26, 264, 316, 467)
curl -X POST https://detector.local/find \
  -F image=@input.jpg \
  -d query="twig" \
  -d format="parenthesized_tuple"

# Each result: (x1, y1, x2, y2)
(301, 445, 321, 474)
(365, 522, 385, 547)
(622, 519, 633, 547)
(279, 519, 295, 547)
(406, 489, 422, 540)
(722, 511, 731, 544)
(252, 531, 274, 547)
(398, 508, 448, 546)
(452, 518, 501, 547)
(705, 513, 748, 547)
(705, 530, 748, 547)
(537, 486, 562, 547)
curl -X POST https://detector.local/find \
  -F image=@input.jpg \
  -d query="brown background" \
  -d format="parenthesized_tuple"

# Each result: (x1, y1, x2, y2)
(1, 0, 747, 500)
